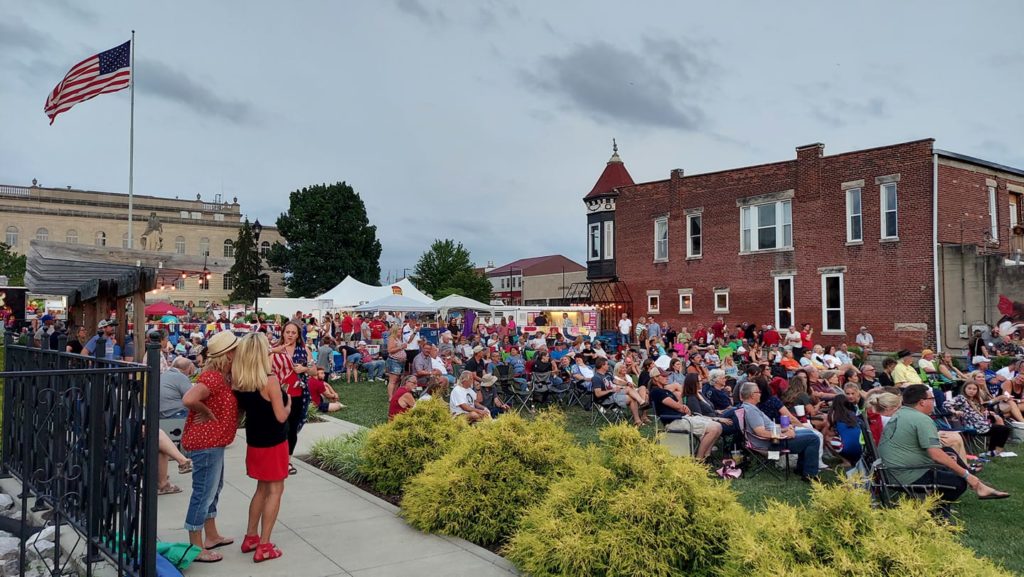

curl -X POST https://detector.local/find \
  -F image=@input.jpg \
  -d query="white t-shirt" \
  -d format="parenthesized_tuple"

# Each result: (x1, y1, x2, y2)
(785, 331, 803, 348)
(996, 366, 1017, 381)
(855, 332, 874, 347)
(618, 318, 632, 335)
(918, 358, 937, 372)
(403, 324, 420, 351)
(430, 356, 447, 375)
(449, 384, 476, 415)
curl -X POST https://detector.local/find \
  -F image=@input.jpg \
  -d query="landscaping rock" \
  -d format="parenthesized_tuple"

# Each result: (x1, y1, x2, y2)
(26, 538, 56, 561)
(0, 493, 14, 511)
(0, 536, 21, 561)
(26, 525, 57, 545)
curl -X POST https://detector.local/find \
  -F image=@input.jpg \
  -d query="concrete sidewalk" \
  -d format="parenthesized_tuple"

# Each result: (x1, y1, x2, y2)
(158, 416, 518, 577)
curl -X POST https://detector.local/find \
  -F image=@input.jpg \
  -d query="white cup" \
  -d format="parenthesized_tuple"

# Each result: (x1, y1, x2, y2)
(945, 390, 953, 402)
(794, 404, 806, 417)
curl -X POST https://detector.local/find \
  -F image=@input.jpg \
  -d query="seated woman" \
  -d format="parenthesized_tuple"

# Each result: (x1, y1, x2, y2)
(997, 374, 1024, 423)
(702, 368, 734, 412)
(948, 372, 1012, 457)
(843, 368, 862, 390)
(937, 351, 968, 383)
(821, 345, 842, 370)
(612, 361, 650, 426)
(812, 370, 845, 405)
(532, 349, 564, 388)
(782, 375, 822, 425)
(779, 349, 802, 373)
(826, 393, 863, 466)
(683, 373, 736, 436)
(721, 355, 738, 378)
(666, 358, 687, 391)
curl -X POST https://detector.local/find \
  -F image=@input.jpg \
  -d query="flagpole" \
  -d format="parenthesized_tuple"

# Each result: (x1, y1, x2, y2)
(127, 30, 136, 248)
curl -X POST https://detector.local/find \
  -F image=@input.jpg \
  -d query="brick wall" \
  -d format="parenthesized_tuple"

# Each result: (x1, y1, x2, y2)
(612, 139, 938, 352)
(936, 159, 1024, 250)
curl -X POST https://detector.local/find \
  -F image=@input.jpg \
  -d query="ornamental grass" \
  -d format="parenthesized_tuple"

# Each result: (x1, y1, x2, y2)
(308, 429, 369, 484)
(358, 399, 467, 495)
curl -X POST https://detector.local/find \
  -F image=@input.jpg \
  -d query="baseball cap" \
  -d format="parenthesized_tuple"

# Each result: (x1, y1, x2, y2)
(40, 314, 54, 322)
(97, 319, 118, 329)
(921, 349, 934, 357)
(648, 367, 662, 378)
(358, 340, 367, 346)
(472, 345, 484, 354)
(972, 355, 992, 365)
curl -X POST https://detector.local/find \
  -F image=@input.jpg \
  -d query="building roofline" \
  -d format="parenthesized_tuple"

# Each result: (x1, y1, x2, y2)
(935, 149, 1024, 179)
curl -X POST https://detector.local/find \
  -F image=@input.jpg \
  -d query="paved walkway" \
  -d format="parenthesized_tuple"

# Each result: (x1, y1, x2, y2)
(158, 416, 518, 577)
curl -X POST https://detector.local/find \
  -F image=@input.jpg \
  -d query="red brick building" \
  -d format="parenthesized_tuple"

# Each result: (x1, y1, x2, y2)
(583, 139, 1024, 352)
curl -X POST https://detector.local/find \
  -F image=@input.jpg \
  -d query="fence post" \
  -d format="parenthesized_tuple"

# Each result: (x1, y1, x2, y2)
(142, 338, 160, 577)
(85, 356, 105, 563)
(0, 332, 11, 479)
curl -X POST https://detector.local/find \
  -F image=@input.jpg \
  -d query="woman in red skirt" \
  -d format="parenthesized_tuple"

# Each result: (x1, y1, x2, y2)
(232, 332, 290, 562)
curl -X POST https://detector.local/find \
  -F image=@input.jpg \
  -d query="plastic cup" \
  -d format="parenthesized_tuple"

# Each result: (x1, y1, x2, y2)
(794, 405, 806, 417)
(780, 415, 791, 428)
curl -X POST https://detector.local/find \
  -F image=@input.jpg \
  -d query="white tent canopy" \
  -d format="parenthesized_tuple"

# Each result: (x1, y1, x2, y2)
(316, 276, 433, 309)
(353, 293, 437, 313)
(433, 294, 494, 314)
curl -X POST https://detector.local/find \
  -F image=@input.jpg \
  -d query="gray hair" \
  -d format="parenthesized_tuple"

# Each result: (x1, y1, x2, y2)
(708, 368, 726, 383)
(171, 356, 195, 375)
(739, 382, 760, 401)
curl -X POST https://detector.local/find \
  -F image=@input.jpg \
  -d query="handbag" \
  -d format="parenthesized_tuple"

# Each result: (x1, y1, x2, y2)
(716, 459, 742, 479)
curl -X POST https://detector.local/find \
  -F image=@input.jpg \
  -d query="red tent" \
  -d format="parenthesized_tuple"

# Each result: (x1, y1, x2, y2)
(144, 302, 187, 317)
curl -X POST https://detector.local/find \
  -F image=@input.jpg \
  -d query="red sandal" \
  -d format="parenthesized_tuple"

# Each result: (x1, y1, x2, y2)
(253, 542, 282, 563)
(240, 534, 260, 554)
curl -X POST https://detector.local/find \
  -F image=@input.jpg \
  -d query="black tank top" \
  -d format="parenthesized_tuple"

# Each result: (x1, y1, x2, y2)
(235, 390, 288, 448)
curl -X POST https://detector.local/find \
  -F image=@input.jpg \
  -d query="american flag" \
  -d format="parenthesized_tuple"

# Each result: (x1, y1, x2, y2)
(44, 40, 131, 124)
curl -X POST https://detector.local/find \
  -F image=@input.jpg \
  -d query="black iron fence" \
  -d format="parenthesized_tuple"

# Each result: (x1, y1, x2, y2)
(0, 334, 159, 577)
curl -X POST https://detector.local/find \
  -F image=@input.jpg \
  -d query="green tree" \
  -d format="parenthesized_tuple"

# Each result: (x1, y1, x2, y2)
(267, 182, 382, 297)
(410, 239, 493, 303)
(227, 219, 270, 304)
(0, 243, 26, 285)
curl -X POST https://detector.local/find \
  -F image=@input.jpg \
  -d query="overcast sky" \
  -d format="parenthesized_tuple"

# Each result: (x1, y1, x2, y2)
(2, 1, 1022, 282)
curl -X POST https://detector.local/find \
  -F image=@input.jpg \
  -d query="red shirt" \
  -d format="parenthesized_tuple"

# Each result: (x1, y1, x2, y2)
(800, 330, 813, 349)
(271, 351, 303, 396)
(369, 320, 386, 340)
(693, 329, 708, 344)
(388, 386, 413, 420)
(353, 318, 363, 335)
(762, 329, 780, 346)
(181, 370, 238, 451)
(308, 377, 327, 406)
(710, 321, 725, 339)
(341, 315, 353, 333)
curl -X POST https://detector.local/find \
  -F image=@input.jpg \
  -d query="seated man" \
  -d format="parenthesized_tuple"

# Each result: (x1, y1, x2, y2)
(308, 367, 344, 413)
(893, 349, 924, 387)
(477, 374, 512, 418)
(917, 349, 940, 378)
(739, 382, 821, 482)
(570, 354, 595, 391)
(355, 341, 386, 382)
(878, 384, 1008, 514)
(160, 356, 195, 419)
(450, 370, 490, 423)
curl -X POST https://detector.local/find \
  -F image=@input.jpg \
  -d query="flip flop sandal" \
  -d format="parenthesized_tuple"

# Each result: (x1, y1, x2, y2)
(206, 537, 235, 550)
(241, 534, 261, 554)
(288, 463, 298, 475)
(178, 459, 193, 474)
(194, 550, 223, 563)
(254, 543, 282, 563)
(157, 483, 182, 495)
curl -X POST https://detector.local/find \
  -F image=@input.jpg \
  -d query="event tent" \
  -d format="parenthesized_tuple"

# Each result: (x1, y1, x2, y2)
(433, 294, 494, 314)
(316, 276, 433, 308)
(353, 293, 437, 313)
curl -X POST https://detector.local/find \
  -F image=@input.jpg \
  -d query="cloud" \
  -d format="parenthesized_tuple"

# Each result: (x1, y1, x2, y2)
(137, 58, 256, 124)
(0, 19, 53, 52)
(43, 0, 98, 23)
(522, 39, 713, 130)
(811, 96, 887, 128)
(990, 52, 1024, 68)
(393, 0, 447, 25)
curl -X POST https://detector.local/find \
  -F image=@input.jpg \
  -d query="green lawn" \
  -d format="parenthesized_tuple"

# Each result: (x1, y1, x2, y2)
(325, 377, 1024, 575)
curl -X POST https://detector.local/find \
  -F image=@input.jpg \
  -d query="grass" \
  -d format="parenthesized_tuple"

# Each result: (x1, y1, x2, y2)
(324, 376, 1024, 575)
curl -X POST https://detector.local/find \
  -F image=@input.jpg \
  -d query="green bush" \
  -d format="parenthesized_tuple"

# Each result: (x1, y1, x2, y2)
(504, 424, 742, 577)
(718, 481, 1011, 577)
(401, 411, 582, 547)
(990, 355, 1017, 372)
(358, 399, 467, 495)
(309, 429, 369, 484)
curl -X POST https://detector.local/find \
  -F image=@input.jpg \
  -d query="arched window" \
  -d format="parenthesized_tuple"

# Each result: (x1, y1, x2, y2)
(223, 275, 234, 291)
(175, 236, 186, 254)
(260, 240, 271, 257)
(122, 232, 129, 248)
(95, 231, 106, 247)
(223, 239, 234, 258)
(5, 226, 18, 246)
(66, 229, 78, 244)
(199, 237, 210, 256)
(35, 228, 48, 241)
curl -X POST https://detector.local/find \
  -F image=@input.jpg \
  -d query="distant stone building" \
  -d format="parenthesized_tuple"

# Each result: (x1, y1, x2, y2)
(0, 181, 286, 307)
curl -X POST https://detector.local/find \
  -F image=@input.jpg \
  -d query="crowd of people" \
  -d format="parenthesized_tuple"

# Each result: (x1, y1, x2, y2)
(40, 307, 1021, 563)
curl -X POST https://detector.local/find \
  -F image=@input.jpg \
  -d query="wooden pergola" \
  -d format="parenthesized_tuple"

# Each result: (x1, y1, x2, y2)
(24, 240, 231, 354)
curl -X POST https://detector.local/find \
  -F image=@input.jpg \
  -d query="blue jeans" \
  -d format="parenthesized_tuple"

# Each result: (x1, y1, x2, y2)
(785, 430, 821, 478)
(363, 360, 385, 380)
(184, 447, 225, 532)
(347, 353, 362, 367)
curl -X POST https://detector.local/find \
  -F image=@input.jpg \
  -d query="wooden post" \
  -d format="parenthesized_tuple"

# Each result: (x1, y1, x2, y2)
(133, 289, 146, 362)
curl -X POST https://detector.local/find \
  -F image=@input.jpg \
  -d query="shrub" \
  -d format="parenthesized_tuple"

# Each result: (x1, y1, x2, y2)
(504, 424, 742, 577)
(309, 429, 369, 484)
(358, 399, 466, 495)
(990, 355, 1017, 372)
(718, 481, 1012, 577)
(401, 411, 582, 547)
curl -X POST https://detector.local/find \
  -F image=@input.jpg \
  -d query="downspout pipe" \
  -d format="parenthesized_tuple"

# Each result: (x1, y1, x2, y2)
(933, 152, 943, 353)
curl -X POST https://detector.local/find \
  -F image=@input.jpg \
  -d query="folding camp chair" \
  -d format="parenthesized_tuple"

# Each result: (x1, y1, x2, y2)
(735, 408, 790, 481)
(858, 418, 961, 511)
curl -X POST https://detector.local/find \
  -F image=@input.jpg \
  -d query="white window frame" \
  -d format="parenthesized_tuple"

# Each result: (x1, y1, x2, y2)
(175, 236, 186, 254)
(35, 228, 48, 242)
(740, 201, 792, 252)
(713, 289, 730, 314)
(774, 276, 795, 330)
(260, 241, 271, 257)
(191, 212, 202, 220)
(121, 232, 129, 249)
(647, 291, 660, 314)
(65, 229, 78, 244)
(588, 223, 601, 261)
(988, 185, 999, 242)
(180, 211, 189, 219)
(678, 289, 693, 314)
(654, 217, 668, 262)
(199, 238, 210, 256)
(821, 272, 845, 333)
(1010, 194, 1019, 229)
(604, 221, 614, 259)
(846, 188, 863, 243)
(686, 213, 702, 258)
(95, 231, 106, 247)
(214, 213, 225, 222)
(223, 239, 234, 258)
(880, 183, 898, 240)
(5, 226, 17, 246)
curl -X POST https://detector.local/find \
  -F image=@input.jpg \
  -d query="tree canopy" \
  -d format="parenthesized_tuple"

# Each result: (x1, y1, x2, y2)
(227, 219, 270, 304)
(410, 239, 492, 303)
(267, 182, 382, 297)
(0, 243, 26, 286)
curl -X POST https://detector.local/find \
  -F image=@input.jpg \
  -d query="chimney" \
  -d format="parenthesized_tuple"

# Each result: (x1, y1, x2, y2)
(671, 168, 685, 180)
(795, 142, 824, 198)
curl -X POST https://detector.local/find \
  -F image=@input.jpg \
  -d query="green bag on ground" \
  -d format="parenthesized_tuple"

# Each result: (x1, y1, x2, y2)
(156, 542, 201, 570)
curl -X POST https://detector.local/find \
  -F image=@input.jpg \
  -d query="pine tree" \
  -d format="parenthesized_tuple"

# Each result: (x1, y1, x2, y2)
(227, 219, 269, 304)
(0, 243, 26, 285)
(267, 182, 383, 297)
